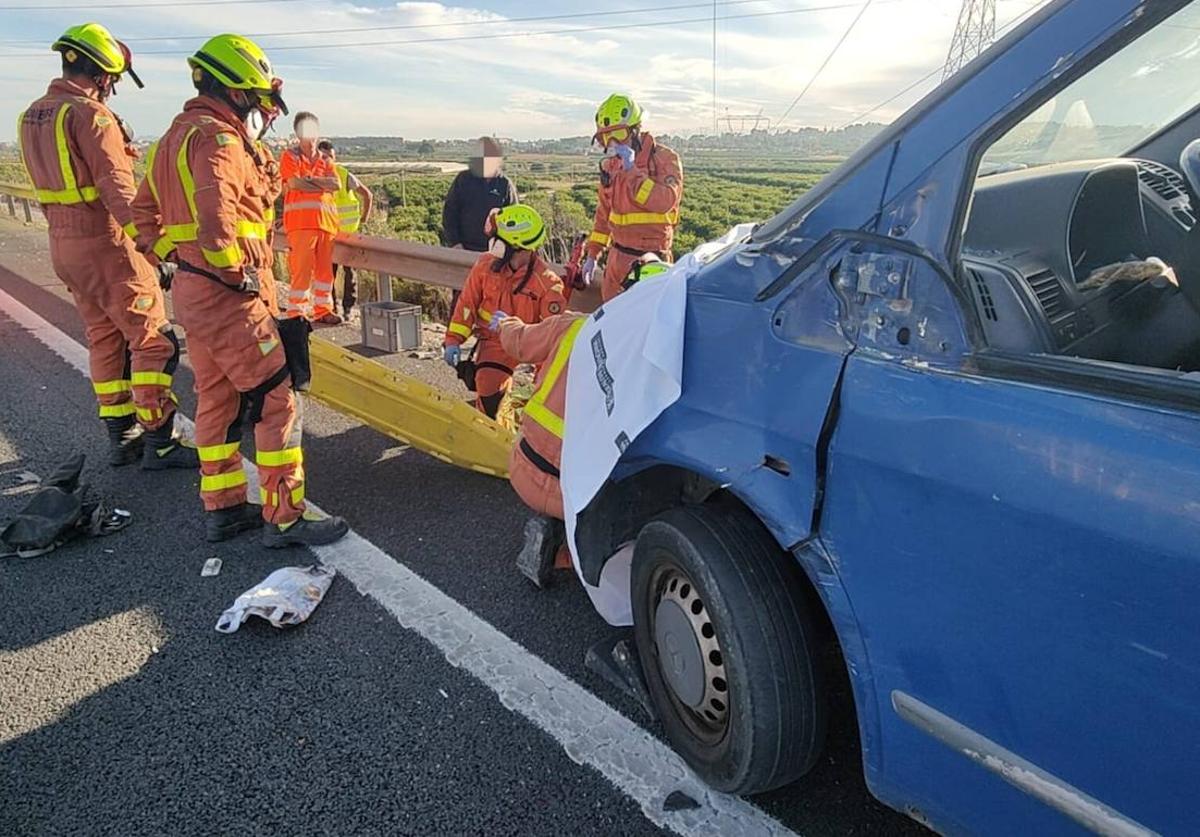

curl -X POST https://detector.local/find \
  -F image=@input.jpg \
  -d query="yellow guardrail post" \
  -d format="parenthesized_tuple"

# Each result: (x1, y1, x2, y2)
(308, 336, 516, 478)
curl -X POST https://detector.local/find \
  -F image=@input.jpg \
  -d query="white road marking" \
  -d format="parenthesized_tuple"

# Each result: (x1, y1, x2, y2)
(0, 284, 799, 837)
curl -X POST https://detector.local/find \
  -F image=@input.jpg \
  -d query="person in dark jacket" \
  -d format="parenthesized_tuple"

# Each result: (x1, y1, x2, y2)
(442, 137, 518, 317)
(442, 136, 519, 252)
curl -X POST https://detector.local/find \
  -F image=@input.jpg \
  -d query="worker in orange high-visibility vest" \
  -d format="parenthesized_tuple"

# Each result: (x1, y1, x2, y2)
(132, 34, 348, 548)
(18, 22, 196, 472)
(583, 94, 683, 302)
(494, 255, 671, 587)
(279, 111, 341, 324)
(318, 140, 372, 321)
(443, 204, 567, 420)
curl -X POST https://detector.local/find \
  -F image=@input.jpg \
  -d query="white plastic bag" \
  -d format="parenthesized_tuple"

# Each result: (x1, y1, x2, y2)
(215, 564, 336, 634)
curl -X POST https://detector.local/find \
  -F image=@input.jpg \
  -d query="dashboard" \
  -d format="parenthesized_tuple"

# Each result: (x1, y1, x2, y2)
(960, 158, 1200, 369)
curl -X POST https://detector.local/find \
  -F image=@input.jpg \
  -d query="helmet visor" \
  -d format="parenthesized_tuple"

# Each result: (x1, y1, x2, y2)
(118, 41, 144, 88)
(258, 77, 288, 116)
(594, 125, 630, 147)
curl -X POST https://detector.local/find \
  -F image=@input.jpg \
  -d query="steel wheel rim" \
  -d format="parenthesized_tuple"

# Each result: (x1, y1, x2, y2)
(648, 558, 730, 743)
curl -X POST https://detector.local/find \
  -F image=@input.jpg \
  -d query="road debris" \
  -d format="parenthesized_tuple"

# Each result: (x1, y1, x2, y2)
(201, 557, 222, 577)
(215, 564, 336, 633)
(0, 454, 132, 558)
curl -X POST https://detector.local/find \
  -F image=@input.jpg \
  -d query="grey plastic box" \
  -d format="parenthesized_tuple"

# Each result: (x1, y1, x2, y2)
(361, 302, 422, 352)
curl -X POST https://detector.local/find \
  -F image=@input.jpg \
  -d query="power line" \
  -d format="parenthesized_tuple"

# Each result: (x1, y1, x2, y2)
(0, 2, 871, 57)
(0, 0, 306, 9)
(0, 0, 773, 44)
(776, 0, 873, 127)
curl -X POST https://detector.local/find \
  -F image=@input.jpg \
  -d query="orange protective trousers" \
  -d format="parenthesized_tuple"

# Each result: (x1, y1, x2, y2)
(172, 272, 305, 524)
(49, 230, 177, 428)
(285, 229, 335, 319)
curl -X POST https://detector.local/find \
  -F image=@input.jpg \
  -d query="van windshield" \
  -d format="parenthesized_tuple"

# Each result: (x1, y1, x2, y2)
(981, 2, 1200, 175)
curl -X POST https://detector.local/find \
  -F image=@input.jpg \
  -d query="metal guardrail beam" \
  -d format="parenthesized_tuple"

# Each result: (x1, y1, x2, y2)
(0, 182, 37, 223)
(308, 337, 515, 478)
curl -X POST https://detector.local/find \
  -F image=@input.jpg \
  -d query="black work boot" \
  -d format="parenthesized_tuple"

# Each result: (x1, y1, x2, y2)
(516, 515, 565, 589)
(262, 512, 350, 549)
(141, 414, 200, 470)
(206, 503, 265, 543)
(104, 416, 145, 467)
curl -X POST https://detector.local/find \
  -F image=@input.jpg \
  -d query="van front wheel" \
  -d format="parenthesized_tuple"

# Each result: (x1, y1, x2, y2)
(631, 503, 827, 795)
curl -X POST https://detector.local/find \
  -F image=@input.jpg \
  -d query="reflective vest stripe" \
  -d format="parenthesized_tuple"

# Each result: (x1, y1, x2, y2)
(256, 447, 303, 467)
(144, 140, 161, 203)
(200, 471, 248, 493)
(197, 442, 241, 463)
(98, 403, 137, 418)
(175, 127, 200, 232)
(334, 165, 361, 233)
(448, 322, 472, 339)
(588, 230, 611, 247)
(260, 485, 305, 507)
(634, 179, 655, 205)
(24, 103, 100, 205)
(284, 201, 333, 213)
(609, 208, 679, 227)
(521, 319, 585, 439)
(93, 379, 131, 395)
(131, 371, 172, 387)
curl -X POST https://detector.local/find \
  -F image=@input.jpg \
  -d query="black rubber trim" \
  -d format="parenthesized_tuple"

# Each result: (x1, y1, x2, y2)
(972, 352, 1200, 412)
(519, 438, 560, 478)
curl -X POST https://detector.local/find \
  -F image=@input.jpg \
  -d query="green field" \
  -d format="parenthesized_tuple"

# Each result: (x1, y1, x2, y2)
(362, 152, 840, 262)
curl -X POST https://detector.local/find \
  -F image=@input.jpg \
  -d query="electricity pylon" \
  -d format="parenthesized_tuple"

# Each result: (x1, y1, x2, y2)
(943, 0, 997, 80)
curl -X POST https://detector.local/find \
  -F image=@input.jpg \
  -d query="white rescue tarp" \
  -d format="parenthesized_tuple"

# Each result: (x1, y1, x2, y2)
(561, 224, 756, 625)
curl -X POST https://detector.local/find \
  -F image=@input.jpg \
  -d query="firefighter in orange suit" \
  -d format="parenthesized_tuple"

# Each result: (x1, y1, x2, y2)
(583, 94, 683, 302)
(493, 256, 671, 587)
(279, 111, 341, 324)
(442, 204, 567, 419)
(131, 33, 347, 547)
(18, 23, 196, 471)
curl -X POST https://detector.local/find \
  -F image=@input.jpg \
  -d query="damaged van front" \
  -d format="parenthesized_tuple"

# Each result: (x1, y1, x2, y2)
(574, 0, 1200, 833)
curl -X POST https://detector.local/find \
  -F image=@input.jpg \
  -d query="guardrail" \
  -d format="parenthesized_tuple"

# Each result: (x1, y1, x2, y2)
(0, 180, 600, 477)
(1, 182, 38, 223)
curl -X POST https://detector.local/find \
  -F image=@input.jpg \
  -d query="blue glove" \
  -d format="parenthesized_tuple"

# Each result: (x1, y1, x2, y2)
(489, 310, 508, 332)
(581, 257, 597, 287)
(443, 345, 460, 367)
(612, 143, 635, 171)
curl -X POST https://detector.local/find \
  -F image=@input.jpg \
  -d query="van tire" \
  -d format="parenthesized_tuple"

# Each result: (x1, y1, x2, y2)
(632, 502, 827, 795)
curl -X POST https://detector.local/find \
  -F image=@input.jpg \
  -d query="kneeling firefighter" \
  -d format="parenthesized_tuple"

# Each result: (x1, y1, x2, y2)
(492, 255, 671, 587)
(131, 33, 347, 546)
(442, 204, 567, 419)
(18, 23, 196, 470)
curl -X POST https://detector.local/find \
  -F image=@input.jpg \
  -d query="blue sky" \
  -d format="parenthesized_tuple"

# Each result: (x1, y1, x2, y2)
(0, 0, 1042, 142)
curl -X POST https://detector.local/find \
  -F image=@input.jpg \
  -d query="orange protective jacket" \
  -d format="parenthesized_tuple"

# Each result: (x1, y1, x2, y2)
(132, 96, 282, 311)
(500, 312, 587, 474)
(18, 78, 141, 239)
(586, 133, 683, 260)
(444, 253, 567, 354)
(279, 147, 338, 234)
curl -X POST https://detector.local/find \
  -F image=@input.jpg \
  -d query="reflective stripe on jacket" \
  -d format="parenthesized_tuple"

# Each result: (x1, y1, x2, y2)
(334, 164, 361, 233)
(586, 133, 683, 259)
(521, 318, 585, 439)
(18, 78, 141, 238)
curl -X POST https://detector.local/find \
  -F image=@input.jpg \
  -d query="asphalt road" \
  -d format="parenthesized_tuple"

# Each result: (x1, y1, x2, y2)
(0, 215, 928, 837)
